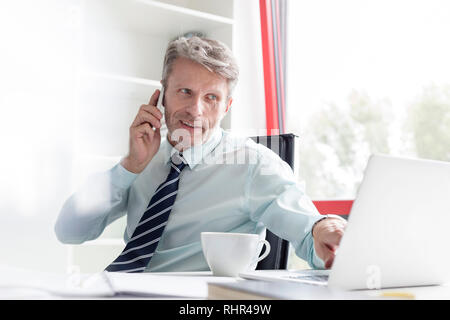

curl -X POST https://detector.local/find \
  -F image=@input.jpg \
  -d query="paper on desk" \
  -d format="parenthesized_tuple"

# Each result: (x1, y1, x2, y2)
(0, 265, 238, 298)
(105, 272, 238, 298)
(0, 265, 114, 298)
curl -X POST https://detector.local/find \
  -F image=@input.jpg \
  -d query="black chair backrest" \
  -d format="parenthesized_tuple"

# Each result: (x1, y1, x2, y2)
(250, 133, 297, 270)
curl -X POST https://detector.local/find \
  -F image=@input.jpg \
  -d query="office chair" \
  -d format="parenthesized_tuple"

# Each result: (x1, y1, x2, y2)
(250, 133, 297, 270)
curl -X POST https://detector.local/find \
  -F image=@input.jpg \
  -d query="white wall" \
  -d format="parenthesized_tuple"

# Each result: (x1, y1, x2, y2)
(230, 0, 267, 135)
(0, 0, 78, 274)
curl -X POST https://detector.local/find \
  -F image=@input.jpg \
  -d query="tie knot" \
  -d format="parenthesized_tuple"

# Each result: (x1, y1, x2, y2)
(170, 153, 187, 172)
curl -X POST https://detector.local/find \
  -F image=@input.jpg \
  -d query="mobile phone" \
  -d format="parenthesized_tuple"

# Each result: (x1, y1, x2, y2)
(157, 86, 165, 110)
(155, 86, 166, 130)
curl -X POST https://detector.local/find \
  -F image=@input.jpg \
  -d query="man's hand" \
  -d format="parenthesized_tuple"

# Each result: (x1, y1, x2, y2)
(121, 89, 164, 174)
(312, 216, 347, 269)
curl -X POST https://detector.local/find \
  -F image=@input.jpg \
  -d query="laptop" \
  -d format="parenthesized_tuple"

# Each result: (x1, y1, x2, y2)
(240, 154, 450, 290)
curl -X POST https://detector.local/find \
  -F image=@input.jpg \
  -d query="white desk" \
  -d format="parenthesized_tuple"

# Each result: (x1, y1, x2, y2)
(1, 267, 449, 300)
(0, 268, 236, 300)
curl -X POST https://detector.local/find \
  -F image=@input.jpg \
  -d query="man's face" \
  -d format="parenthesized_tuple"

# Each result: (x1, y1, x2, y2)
(163, 57, 232, 150)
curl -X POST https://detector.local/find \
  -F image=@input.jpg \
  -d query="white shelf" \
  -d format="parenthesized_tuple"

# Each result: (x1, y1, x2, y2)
(144, 0, 234, 19)
(136, 0, 234, 24)
(85, 0, 234, 42)
(73, 154, 122, 161)
(85, 71, 161, 88)
(81, 71, 160, 102)
(82, 238, 125, 246)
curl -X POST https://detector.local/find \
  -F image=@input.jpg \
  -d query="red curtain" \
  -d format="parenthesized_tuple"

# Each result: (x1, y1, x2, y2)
(259, 0, 286, 135)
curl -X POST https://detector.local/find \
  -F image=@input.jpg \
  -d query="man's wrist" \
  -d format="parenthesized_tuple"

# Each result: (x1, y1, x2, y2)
(121, 156, 146, 174)
(312, 214, 346, 238)
(112, 162, 139, 189)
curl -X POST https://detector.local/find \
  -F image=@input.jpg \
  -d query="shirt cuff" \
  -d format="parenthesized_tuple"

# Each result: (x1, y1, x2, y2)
(311, 246, 326, 269)
(110, 163, 138, 189)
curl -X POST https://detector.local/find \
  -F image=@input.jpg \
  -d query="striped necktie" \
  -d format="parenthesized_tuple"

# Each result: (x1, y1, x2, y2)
(105, 153, 187, 273)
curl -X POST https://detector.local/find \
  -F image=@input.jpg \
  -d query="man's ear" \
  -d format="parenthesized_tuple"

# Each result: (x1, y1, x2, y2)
(225, 97, 233, 113)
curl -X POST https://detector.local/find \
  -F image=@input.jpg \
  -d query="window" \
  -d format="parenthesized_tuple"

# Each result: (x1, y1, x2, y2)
(286, 0, 450, 269)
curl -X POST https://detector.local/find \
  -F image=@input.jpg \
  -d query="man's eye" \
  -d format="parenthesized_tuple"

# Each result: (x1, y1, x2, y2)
(207, 94, 217, 101)
(180, 88, 191, 95)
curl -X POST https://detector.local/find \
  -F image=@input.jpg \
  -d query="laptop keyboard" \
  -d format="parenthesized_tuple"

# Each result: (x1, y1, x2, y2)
(283, 274, 329, 284)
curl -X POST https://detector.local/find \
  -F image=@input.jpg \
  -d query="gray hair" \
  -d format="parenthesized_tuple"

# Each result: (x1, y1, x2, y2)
(161, 36, 239, 98)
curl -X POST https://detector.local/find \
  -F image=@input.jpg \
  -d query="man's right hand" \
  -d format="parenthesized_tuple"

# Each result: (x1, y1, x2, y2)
(121, 89, 164, 174)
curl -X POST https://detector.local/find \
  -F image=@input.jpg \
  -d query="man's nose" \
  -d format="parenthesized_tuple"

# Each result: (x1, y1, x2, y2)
(185, 94, 204, 117)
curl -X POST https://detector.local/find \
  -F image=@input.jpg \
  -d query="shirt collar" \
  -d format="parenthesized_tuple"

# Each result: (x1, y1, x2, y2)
(163, 127, 223, 170)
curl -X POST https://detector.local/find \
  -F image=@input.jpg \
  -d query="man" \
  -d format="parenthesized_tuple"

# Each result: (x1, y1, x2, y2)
(55, 36, 346, 272)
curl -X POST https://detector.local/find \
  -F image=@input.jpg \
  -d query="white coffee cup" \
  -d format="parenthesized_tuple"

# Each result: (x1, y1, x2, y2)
(201, 232, 271, 277)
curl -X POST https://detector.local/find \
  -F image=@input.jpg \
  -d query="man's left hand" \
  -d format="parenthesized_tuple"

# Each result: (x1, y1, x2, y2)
(312, 216, 347, 269)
